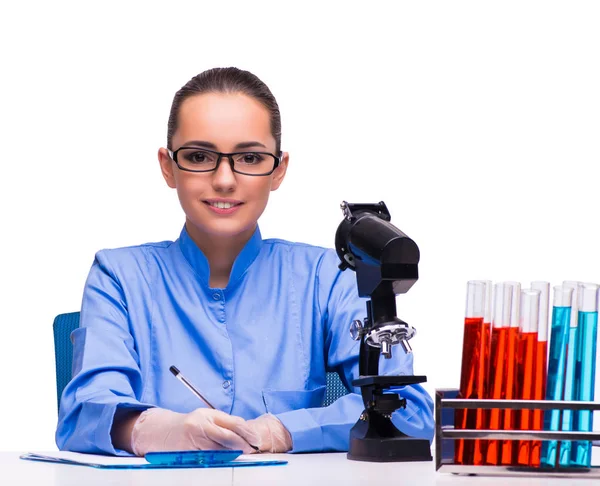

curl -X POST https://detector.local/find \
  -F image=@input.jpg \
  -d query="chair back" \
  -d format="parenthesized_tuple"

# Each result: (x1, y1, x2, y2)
(52, 312, 81, 410)
(323, 370, 350, 406)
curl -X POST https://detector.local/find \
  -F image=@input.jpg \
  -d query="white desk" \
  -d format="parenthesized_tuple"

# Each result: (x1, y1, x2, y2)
(1, 452, 591, 485)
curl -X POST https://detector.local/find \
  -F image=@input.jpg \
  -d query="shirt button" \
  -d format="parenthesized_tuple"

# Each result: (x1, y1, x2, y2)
(222, 380, 231, 389)
(212, 292, 220, 301)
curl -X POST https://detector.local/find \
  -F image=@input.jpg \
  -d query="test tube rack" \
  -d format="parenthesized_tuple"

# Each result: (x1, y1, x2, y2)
(436, 388, 600, 478)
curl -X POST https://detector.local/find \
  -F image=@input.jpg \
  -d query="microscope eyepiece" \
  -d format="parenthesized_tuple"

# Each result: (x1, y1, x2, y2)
(335, 201, 419, 297)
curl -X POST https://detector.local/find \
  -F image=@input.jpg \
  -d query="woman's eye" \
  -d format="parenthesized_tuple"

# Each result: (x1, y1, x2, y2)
(241, 153, 262, 164)
(182, 151, 213, 164)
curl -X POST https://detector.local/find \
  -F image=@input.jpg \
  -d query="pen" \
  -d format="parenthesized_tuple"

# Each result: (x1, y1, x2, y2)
(170, 365, 216, 409)
(169, 365, 260, 452)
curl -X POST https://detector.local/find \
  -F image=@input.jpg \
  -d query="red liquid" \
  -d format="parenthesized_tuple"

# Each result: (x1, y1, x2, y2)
(530, 340, 547, 467)
(515, 331, 537, 466)
(473, 322, 491, 464)
(501, 327, 520, 465)
(486, 327, 508, 465)
(455, 317, 485, 465)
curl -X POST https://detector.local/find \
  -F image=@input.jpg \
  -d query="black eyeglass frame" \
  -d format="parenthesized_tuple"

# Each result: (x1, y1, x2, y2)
(167, 147, 282, 176)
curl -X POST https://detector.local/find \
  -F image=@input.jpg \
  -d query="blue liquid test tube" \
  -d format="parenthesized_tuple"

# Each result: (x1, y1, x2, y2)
(541, 285, 572, 468)
(571, 283, 598, 467)
(558, 281, 582, 467)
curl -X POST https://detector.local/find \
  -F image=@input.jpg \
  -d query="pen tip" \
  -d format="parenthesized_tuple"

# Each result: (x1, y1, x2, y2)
(169, 365, 179, 375)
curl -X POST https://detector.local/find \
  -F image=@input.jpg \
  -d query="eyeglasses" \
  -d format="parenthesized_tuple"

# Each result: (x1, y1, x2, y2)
(167, 147, 281, 176)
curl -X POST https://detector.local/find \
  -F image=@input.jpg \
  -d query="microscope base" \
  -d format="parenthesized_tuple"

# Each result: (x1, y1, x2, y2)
(347, 436, 432, 462)
(347, 411, 433, 462)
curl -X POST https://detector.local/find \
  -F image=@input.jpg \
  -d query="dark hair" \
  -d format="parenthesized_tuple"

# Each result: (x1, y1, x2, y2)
(167, 67, 282, 154)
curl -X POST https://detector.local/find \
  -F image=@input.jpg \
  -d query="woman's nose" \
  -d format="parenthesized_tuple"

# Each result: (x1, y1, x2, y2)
(211, 156, 237, 191)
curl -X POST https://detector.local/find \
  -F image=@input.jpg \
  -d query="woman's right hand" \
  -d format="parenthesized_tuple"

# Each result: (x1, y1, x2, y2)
(130, 407, 260, 456)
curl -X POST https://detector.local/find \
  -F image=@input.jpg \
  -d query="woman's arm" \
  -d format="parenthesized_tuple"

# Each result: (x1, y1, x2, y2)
(271, 250, 434, 452)
(55, 250, 155, 455)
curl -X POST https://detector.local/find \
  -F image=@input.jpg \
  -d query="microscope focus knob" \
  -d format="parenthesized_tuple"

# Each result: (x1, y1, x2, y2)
(350, 320, 364, 341)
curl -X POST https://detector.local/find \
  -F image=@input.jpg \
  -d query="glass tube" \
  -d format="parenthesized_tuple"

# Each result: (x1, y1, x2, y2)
(558, 281, 582, 466)
(541, 285, 572, 468)
(456, 281, 486, 465)
(530, 281, 550, 467)
(501, 282, 521, 465)
(472, 280, 492, 465)
(571, 283, 598, 467)
(515, 289, 540, 466)
(486, 282, 512, 465)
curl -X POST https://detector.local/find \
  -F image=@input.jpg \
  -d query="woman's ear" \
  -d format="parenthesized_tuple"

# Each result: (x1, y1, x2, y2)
(158, 148, 176, 188)
(270, 151, 289, 192)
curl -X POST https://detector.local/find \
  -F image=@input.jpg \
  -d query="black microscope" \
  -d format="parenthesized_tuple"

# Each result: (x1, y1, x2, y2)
(335, 201, 432, 462)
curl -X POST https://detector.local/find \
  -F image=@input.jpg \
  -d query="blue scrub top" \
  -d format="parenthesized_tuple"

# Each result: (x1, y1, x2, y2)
(55, 224, 434, 455)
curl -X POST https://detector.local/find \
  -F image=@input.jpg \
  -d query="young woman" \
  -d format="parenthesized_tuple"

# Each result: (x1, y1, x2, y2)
(55, 67, 434, 456)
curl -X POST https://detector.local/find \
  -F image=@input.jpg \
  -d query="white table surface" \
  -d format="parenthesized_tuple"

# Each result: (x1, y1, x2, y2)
(2, 451, 596, 485)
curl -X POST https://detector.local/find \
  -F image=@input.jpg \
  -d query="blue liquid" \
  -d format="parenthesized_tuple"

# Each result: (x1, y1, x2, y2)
(558, 325, 578, 466)
(541, 306, 571, 468)
(571, 310, 598, 467)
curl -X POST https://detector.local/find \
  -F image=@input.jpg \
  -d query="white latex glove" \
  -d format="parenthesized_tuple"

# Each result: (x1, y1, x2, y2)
(131, 408, 260, 456)
(232, 413, 293, 453)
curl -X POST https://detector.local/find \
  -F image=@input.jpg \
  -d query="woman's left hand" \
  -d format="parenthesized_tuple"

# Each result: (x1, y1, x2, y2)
(233, 413, 292, 453)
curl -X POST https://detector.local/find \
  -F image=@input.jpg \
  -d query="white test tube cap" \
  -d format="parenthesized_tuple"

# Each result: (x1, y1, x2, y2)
(553, 285, 573, 307)
(580, 283, 599, 313)
(531, 281, 550, 342)
(505, 281, 521, 328)
(520, 289, 541, 333)
(493, 282, 512, 328)
(465, 281, 486, 318)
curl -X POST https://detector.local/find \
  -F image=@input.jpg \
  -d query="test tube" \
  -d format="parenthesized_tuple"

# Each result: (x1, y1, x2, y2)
(486, 282, 512, 465)
(558, 281, 582, 466)
(455, 281, 486, 465)
(515, 289, 540, 466)
(530, 281, 550, 467)
(571, 283, 598, 467)
(501, 282, 521, 465)
(473, 280, 492, 465)
(541, 285, 573, 468)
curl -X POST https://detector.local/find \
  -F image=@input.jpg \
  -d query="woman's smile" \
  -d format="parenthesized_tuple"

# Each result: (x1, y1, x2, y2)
(203, 198, 244, 214)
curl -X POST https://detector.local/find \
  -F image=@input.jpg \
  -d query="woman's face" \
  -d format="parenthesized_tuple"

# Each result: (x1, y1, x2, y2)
(158, 92, 288, 240)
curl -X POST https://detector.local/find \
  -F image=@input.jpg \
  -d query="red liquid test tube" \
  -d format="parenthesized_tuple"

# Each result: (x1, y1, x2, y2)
(486, 283, 512, 465)
(472, 280, 492, 465)
(501, 282, 521, 465)
(515, 289, 540, 466)
(530, 281, 549, 467)
(456, 281, 486, 465)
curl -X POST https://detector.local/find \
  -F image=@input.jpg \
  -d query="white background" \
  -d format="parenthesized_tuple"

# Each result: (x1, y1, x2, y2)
(1, 1, 599, 451)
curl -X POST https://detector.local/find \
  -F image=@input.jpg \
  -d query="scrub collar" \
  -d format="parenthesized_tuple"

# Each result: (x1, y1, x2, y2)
(177, 223, 263, 289)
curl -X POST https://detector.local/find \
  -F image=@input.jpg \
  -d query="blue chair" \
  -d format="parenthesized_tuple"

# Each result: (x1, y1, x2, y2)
(52, 312, 80, 410)
(53, 312, 349, 410)
(324, 370, 351, 406)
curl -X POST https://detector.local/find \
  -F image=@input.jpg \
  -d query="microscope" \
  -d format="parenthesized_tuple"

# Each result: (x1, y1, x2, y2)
(335, 201, 432, 462)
